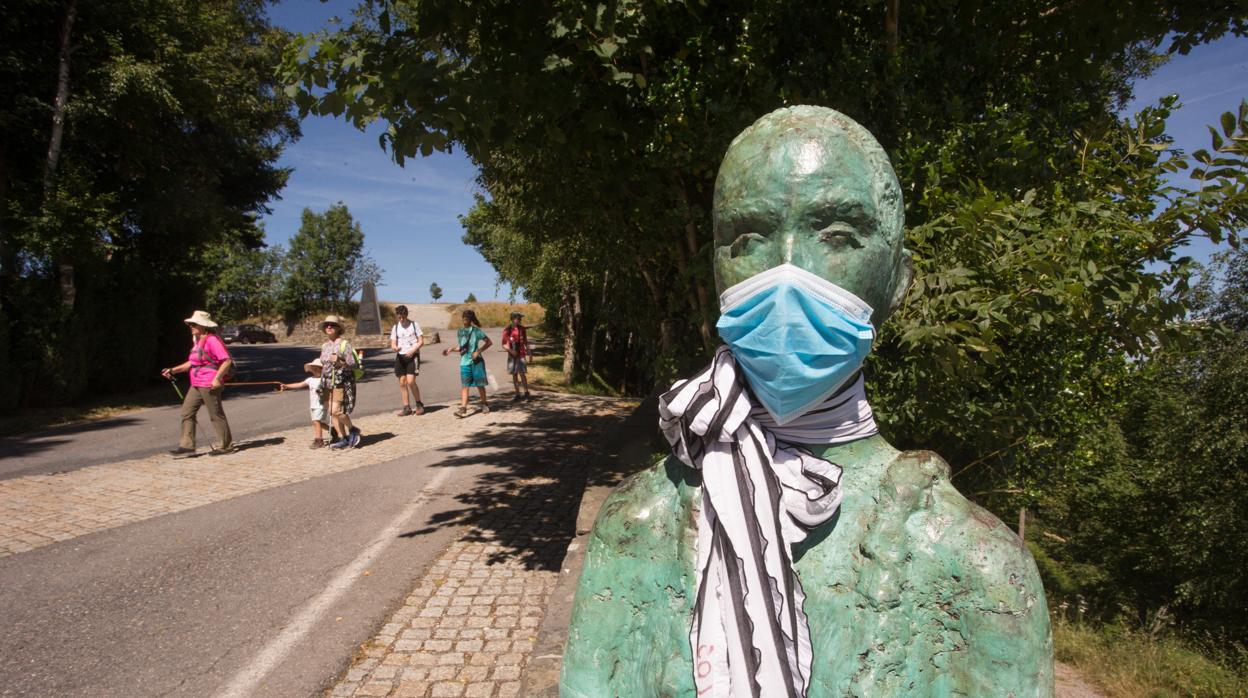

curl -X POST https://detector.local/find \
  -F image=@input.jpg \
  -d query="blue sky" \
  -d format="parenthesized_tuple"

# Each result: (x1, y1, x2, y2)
(261, 2, 1248, 302)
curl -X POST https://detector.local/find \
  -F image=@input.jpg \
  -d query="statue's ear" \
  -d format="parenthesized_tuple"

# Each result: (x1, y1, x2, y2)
(888, 250, 914, 315)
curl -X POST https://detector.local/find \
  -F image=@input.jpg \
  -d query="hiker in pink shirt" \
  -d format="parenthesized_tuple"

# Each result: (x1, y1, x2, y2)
(161, 310, 235, 456)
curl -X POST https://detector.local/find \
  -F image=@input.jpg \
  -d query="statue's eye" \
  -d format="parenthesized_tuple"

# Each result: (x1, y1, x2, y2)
(819, 224, 862, 248)
(729, 232, 766, 258)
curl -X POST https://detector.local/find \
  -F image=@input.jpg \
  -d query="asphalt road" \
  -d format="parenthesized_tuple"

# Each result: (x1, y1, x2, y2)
(0, 442, 496, 697)
(0, 329, 510, 480)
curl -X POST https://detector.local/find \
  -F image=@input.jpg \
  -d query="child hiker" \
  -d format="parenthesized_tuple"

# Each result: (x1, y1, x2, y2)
(442, 308, 492, 418)
(319, 315, 363, 449)
(278, 362, 331, 448)
(502, 311, 532, 401)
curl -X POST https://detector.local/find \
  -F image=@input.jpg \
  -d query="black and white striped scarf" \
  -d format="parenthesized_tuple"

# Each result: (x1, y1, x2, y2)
(659, 346, 877, 698)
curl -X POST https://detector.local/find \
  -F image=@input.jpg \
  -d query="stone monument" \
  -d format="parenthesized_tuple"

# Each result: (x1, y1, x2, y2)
(356, 281, 382, 335)
(560, 106, 1053, 697)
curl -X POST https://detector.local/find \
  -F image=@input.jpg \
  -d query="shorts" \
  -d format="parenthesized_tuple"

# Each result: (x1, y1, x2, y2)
(460, 360, 487, 388)
(507, 355, 526, 375)
(394, 351, 420, 377)
(310, 405, 329, 425)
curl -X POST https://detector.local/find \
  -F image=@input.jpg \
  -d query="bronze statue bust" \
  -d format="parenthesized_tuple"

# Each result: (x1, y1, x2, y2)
(561, 106, 1053, 697)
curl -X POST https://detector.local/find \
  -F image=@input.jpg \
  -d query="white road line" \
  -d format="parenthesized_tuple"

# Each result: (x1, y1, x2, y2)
(214, 466, 454, 698)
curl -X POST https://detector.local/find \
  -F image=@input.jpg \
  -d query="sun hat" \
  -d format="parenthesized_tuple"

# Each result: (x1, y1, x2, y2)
(184, 310, 218, 328)
(321, 315, 345, 330)
(304, 362, 322, 374)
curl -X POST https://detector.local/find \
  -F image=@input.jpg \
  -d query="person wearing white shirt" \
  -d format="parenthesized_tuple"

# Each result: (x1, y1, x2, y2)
(389, 305, 425, 416)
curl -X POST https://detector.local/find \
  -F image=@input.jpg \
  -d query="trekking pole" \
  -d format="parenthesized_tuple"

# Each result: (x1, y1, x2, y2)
(166, 375, 184, 401)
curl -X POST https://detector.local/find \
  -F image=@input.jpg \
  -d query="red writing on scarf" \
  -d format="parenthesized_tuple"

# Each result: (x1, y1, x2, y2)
(696, 643, 716, 694)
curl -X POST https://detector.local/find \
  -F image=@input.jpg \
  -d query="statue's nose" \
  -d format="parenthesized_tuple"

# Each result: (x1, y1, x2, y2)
(777, 227, 820, 274)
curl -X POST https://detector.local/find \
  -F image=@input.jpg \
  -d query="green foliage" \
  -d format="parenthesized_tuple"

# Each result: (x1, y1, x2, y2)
(284, 0, 1248, 639)
(206, 241, 285, 322)
(429, 281, 443, 301)
(1034, 247, 1248, 639)
(279, 203, 381, 318)
(0, 0, 297, 408)
(283, 0, 1246, 396)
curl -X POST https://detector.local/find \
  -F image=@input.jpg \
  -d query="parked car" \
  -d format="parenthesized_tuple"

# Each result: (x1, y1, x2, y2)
(221, 324, 277, 344)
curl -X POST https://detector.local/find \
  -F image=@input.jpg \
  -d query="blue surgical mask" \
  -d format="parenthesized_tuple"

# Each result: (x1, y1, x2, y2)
(716, 263, 875, 425)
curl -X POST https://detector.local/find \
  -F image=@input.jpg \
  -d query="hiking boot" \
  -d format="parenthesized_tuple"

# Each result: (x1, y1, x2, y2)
(414, 402, 425, 415)
(480, 404, 490, 415)
(453, 406, 468, 419)
(210, 445, 237, 457)
(329, 438, 350, 450)
(348, 429, 362, 448)
(524, 392, 532, 401)
(395, 405, 413, 416)
(310, 438, 326, 449)
(513, 392, 523, 401)
(168, 447, 195, 457)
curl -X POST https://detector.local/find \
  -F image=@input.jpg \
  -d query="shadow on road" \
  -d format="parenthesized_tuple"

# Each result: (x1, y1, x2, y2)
(397, 393, 642, 571)
(0, 416, 143, 461)
(359, 431, 397, 447)
(235, 437, 286, 452)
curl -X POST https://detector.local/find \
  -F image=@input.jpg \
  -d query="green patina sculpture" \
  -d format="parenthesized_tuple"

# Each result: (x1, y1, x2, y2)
(561, 106, 1053, 697)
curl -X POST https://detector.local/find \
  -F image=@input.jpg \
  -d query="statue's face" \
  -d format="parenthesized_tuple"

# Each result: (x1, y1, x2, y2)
(713, 125, 907, 326)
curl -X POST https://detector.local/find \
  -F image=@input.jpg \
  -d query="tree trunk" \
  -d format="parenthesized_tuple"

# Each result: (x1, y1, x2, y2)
(885, 0, 900, 56)
(561, 282, 580, 383)
(585, 271, 610, 380)
(0, 141, 10, 294)
(635, 258, 672, 358)
(45, 0, 77, 308)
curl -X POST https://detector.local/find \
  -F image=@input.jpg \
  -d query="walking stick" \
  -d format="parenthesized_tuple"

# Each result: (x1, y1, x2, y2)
(222, 380, 284, 389)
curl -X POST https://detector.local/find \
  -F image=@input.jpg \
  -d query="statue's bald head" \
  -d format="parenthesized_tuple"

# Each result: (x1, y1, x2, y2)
(713, 106, 911, 326)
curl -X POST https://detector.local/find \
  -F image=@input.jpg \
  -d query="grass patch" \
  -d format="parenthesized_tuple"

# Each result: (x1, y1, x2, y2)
(525, 351, 621, 397)
(0, 385, 174, 437)
(1054, 618, 1248, 697)
(445, 301, 545, 329)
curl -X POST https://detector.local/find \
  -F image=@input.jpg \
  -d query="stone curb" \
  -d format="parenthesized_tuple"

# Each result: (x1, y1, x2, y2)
(520, 393, 663, 697)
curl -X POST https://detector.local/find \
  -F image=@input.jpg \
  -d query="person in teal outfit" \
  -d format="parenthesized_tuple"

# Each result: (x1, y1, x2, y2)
(442, 309, 492, 418)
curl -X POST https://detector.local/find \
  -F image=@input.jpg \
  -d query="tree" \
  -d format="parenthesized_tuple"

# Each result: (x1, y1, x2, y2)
(284, 0, 1245, 391)
(283, 1, 1248, 637)
(280, 203, 378, 317)
(429, 282, 443, 302)
(0, 0, 297, 405)
(206, 241, 285, 322)
(1031, 246, 1248, 637)
(464, 292, 477, 303)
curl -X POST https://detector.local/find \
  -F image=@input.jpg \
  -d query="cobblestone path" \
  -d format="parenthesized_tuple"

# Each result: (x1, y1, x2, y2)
(325, 403, 621, 698)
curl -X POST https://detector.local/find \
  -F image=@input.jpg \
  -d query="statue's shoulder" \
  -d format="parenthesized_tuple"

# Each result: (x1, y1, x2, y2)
(589, 455, 698, 553)
(884, 450, 1037, 567)
(875, 449, 1048, 617)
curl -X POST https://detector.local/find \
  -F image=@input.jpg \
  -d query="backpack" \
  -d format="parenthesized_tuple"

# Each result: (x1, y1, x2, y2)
(338, 339, 365, 381)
